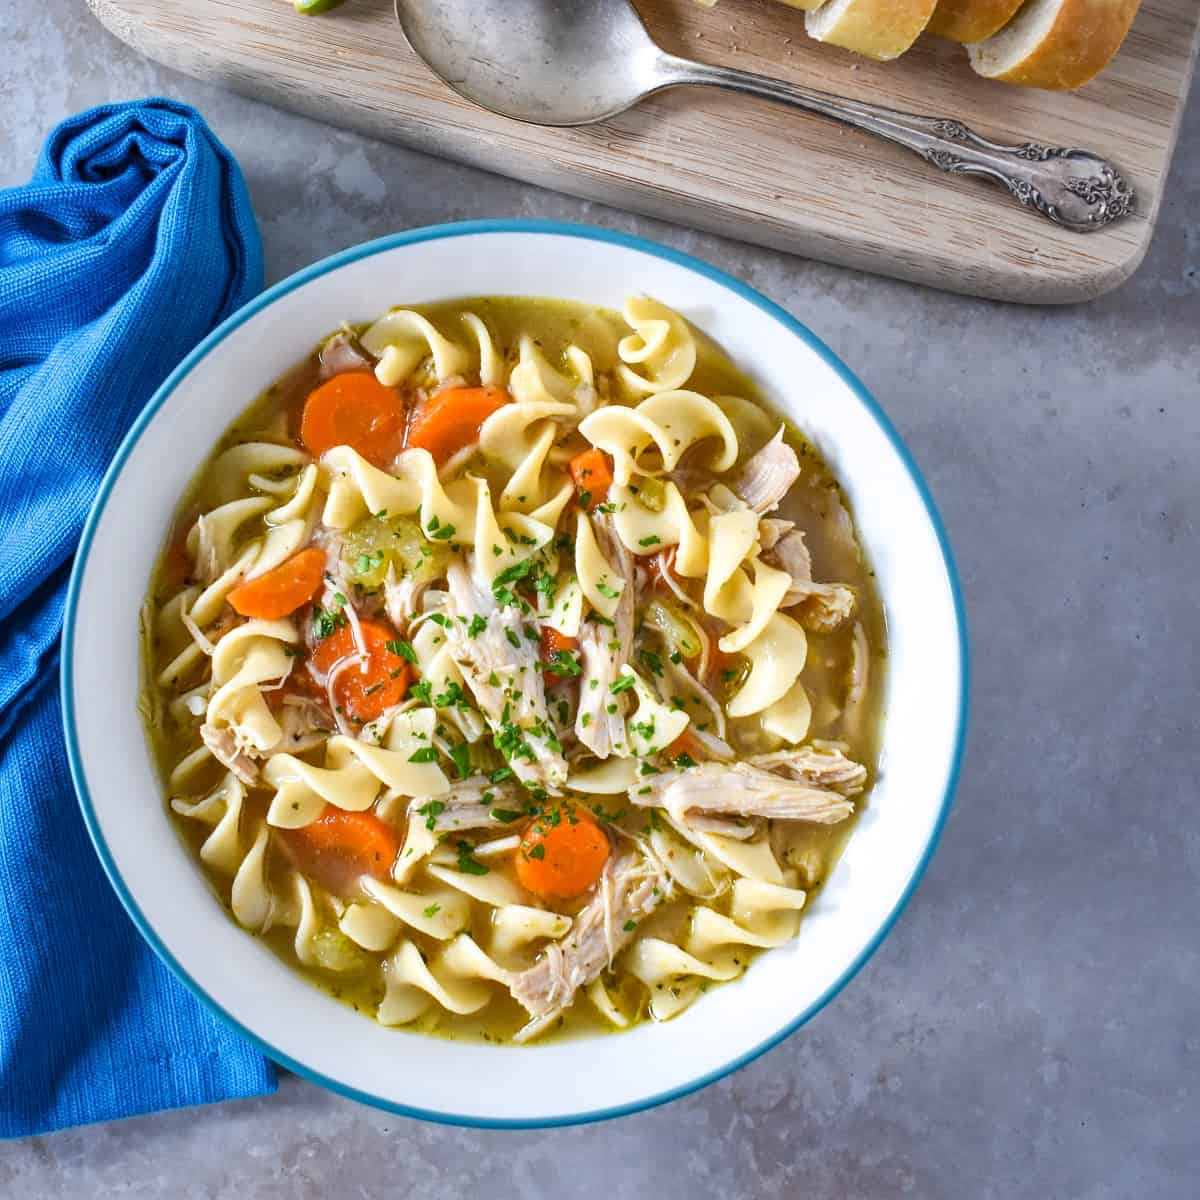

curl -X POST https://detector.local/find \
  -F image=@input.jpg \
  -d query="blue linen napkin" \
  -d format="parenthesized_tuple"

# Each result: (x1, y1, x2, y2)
(0, 98, 277, 1137)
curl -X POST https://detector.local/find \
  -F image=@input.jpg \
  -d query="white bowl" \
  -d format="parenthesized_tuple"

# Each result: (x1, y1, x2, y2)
(63, 221, 967, 1127)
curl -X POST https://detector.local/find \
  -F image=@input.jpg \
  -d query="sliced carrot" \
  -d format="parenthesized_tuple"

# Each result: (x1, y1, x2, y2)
(664, 728, 706, 766)
(227, 547, 326, 619)
(281, 805, 401, 890)
(406, 385, 510, 464)
(540, 627, 581, 687)
(300, 371, 406, 466)
(311, 617, 411, 722)
(516, 804, 609, 900)
(568, 448, 613, 509)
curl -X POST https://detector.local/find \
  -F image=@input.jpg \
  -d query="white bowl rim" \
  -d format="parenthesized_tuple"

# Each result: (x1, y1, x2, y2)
(61, 218, 969, 1129)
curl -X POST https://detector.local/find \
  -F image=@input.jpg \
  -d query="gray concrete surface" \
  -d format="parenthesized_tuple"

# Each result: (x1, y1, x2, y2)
(3, 3, 1197, 1196)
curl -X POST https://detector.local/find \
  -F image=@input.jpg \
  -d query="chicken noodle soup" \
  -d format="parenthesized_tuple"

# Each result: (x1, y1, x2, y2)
(141, 297, 886, 1042)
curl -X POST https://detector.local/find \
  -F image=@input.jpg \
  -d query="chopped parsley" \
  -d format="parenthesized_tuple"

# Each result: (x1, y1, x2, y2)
(416, 799, 445, 830)
(467, 613, 487, 638)
(494, 721, 535, 764)
(312, 606, 346, 639)
(455, 841, 489, 875)
(386, 639, 418, 663)
(545, 648, 582, 677)
(638, 534, 660, 547)
(433, 680, 468, 709)
(408, 747, 439, 764)
(639, 650, 663, 677)
(526, 843, 546, 860)
(609, 674, 637, 695)
(422, 903, 441, 919)
(448, 741, 471, 780)
(491, 558, 538, 607)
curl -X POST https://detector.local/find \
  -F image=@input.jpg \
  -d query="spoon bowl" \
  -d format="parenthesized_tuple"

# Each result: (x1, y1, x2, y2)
(394, 0, 1134, 232)
(395, 0, 664, 126)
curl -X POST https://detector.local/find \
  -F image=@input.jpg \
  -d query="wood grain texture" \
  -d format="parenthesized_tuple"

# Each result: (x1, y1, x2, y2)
(86, 0, 1199, 303)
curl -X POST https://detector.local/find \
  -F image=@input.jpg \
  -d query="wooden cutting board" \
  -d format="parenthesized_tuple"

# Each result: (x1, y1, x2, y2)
(89, 0, 1198, 303)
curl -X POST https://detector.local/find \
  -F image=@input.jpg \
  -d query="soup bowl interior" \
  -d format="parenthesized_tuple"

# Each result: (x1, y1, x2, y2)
(64, 222, 966, 1127)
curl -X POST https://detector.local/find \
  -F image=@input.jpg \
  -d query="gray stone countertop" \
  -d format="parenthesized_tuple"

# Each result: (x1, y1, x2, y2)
(3, 4, 1197, 1196)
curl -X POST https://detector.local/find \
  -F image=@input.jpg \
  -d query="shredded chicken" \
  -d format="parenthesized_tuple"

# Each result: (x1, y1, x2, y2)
(684, 813, 763, 840)
(686, 727, 736, 762)
(274, 695, 332, 756)
(575, 515, 635, 758)
(728, 429, 800, 514)
(443, 560, 567, 792)
(757, 517, 795, 552)
(631, 761, 856, 825)
(383, 570, 428, 630)
(510, 849, 668, 1039)
(425, 778, 526, 832)
(844, 622, 870, 738)
(318, 330, 373, 379)
(322, 654, 365, 736)
(765, 529, 856, 633)
(200, 723, 259, 785)
(190, 515, 222, 586)
(661, 654, 727, 742)
(748, 743, 868, 796)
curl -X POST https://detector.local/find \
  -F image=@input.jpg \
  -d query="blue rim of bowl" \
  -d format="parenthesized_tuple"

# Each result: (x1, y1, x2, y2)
(62, 218, 969, 1130)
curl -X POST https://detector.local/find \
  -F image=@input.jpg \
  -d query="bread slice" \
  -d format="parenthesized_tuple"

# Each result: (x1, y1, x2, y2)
(805, 0, 940, 61)
(927, 0, 1026, 42)
(967, 0, 1141, 89)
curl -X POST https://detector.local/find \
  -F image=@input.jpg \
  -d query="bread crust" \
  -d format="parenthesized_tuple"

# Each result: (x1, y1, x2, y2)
(927, 0, 1026, 42)
(968, 0, 1141, 89)
(805, 0, 941, 61)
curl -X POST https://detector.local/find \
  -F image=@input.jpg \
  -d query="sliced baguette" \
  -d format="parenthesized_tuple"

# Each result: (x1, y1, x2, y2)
(927, 0, 1027, 42)
(805, 0, 940, 62)
(967, 0, 1141, 89)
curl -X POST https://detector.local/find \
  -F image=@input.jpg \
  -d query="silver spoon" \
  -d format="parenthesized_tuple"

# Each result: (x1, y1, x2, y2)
(394, 0, 1133, 233)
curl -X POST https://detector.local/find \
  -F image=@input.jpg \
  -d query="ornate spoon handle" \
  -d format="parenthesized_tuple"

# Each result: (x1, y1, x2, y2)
(659, 55, 1135, 232)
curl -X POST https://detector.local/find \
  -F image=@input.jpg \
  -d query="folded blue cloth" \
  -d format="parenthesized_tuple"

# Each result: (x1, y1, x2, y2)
(0, 99, 277, 1137)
